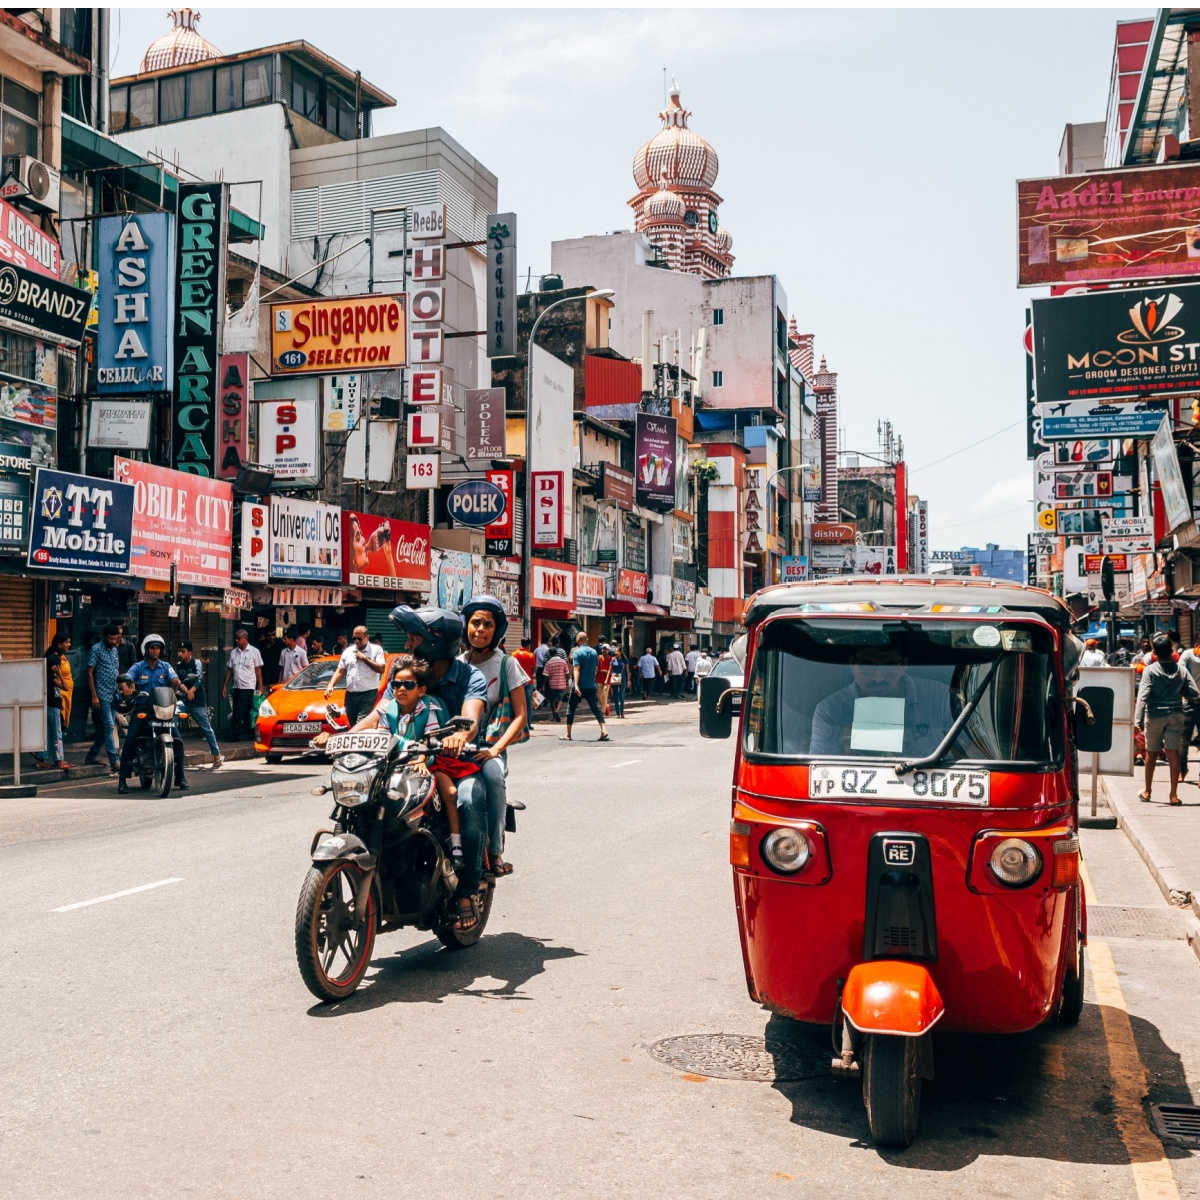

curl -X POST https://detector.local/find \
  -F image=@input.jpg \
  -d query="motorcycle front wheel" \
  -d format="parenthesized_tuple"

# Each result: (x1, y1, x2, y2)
(434, 878, 493, 950)
(295, 861, 377, 1001)
(155, 741, 173, 798)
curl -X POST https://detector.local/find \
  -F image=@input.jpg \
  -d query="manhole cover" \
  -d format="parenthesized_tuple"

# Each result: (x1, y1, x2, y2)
(646, 1033, 827, 1083)
(1087, 905, 1186, 941)
(1151, 1103, 1200, 1147)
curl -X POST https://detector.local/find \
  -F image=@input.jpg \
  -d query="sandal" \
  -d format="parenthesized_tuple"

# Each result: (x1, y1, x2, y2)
(492, 858, 514, 877)
(559, 735, 572, 742)
(599, 733, 611, 742)
(1170, 797, 1183, 806)
(453, 898, 478, 931)
(1139, 792, 1153, 802)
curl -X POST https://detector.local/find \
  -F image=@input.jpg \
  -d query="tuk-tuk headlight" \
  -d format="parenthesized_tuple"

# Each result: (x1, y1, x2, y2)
(761, 827, 811, 874)
(989, 838, 1042, 887)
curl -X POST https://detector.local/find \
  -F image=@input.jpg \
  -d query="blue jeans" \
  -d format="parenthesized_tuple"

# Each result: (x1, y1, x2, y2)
(39, 706, 63, 762)
(186, 701, 220, 755)
(454, 772, 487, 897)
(613, 682, 626, 717)
(88, 697, 119, 765)
(479, 753, 508, 857)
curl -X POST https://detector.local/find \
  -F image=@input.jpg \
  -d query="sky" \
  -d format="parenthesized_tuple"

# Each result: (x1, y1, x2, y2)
(112, 4, 1142, 553)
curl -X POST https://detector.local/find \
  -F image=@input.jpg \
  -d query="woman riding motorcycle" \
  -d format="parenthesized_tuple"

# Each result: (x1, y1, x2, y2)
(459, 595, 530, 877)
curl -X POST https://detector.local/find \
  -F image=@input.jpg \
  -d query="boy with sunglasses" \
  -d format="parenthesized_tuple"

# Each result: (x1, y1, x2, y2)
(351, 655, 464, 862)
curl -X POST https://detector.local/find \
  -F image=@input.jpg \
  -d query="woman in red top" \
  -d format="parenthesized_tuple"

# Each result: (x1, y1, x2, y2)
(595, 644, 613, 716)
(513, 637, 537, 718)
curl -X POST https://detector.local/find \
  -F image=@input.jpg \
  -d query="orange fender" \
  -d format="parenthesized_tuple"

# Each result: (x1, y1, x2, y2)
(841, 961, 945, 1037)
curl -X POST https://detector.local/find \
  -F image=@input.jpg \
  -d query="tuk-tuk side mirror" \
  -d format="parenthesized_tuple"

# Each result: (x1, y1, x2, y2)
(700, 676, 733, 740)
(1075, 686, 1114, 753)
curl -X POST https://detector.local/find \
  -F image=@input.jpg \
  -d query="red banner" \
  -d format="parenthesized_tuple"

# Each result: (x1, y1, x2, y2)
(343, 511, 430, 591)
(616, 569, 649, 601)
(113, 457, 233, 588)
(486, 468, 513, 556)
(0, 197, 59, 279)
(217, 352, 248, 481)
(531, 558, 575, 611)
(532, 469, 564, 549)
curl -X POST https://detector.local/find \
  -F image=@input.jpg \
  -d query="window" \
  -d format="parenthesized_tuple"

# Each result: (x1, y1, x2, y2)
(0, 77, 38, 160)
(186, 68, 214, 118)
(712, 308, 724, 326)
(712, 370, 723, 388)
(4, 79, 38, 121)
(290, 64, 320, 122)
(215, 64, 243, 112)
(243, 59, 270, 105)
(110, 85, 129, 131)
(127, 81, 156, 129)
(159, 74, 185, 123)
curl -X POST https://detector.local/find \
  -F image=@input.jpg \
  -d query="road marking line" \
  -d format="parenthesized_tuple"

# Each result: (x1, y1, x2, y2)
(1089, 937, 1180, 1200)
(609, 759, 642, 769)
(51, 877, 183, 913)
(1080, 858, 1098, 907)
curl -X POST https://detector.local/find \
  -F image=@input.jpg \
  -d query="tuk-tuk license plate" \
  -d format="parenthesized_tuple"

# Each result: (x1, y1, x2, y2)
(809, 763, 990, 805)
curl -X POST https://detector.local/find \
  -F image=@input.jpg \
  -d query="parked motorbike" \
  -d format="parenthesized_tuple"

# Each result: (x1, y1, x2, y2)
(121, 685, 181, 798)
(295, 717, 510, 1001)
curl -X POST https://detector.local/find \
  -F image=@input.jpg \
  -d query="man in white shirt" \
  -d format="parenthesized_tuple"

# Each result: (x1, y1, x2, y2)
(279, 629, 308, 681)
(221, 628, 264, 741)
(666, 643, 687, 700)
(685, 646, 700, 694)
(694, 650, 714, 698)
(637, 648, 661, 701)
(1079, 638, 1107, 667)
(326, 624, 387, 725)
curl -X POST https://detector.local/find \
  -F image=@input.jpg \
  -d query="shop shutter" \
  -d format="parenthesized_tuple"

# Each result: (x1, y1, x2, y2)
(366, 605, 408, 652)
(0, 577, 35, 659)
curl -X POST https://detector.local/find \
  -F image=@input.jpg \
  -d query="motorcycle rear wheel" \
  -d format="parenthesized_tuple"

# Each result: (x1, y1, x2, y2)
(434, 878, 493, 950)
(862, 1033, 922, 1148)
(295, 861, 376, 1001)
(155, 743, 174, 798)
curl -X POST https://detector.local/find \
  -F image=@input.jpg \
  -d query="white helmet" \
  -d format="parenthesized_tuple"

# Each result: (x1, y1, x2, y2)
(141, 633, 166, 655)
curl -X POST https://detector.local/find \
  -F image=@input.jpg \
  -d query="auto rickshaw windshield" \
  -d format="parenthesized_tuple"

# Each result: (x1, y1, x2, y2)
(743, 618, 1065, 767)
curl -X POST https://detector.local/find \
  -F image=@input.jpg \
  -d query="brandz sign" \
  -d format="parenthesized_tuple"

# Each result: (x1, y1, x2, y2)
(26, 468, 134, 576)
(1032, 282, 1200, 404)
(0, 261, 90, 345)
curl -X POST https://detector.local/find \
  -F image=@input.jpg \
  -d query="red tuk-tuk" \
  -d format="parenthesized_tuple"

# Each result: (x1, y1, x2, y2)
(699, 578, 1112, 1147)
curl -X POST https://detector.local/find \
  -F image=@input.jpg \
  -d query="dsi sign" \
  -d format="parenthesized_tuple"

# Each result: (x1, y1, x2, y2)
(446, 479, 507, 528)
(97, 212, 174, 393)
(26, 468, 134, 576)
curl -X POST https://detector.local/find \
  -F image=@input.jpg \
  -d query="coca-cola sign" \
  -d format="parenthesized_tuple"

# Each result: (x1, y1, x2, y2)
(343, 510, 430, 592)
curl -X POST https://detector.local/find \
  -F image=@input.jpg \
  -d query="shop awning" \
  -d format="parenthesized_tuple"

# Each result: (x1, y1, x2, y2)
(606, 599, 669, 616)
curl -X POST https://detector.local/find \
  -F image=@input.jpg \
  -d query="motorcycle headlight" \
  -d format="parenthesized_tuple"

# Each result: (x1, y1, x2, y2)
(989, 838, 1043, 887)
(761, 827, 811, 874)
(153, 703, 177, 720)
(331, 768, 373, 807)
(258, 698, 276, 719)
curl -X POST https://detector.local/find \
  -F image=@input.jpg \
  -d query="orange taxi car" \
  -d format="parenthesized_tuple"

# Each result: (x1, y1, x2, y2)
(254, 653, 400, 762)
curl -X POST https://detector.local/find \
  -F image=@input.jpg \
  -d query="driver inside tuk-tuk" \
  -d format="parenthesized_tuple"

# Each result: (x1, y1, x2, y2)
(808, 647, 955, 758)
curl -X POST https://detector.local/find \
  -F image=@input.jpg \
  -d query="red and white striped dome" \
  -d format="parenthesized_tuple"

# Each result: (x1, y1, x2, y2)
(141, 9, 221, 73)
(632, 85, 719, 192)
(644, 172, 686, 225)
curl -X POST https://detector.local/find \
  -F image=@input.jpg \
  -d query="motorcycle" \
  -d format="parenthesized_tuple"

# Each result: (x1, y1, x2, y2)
(295, 717, 511, 1002)
(121, 685, 181, 798)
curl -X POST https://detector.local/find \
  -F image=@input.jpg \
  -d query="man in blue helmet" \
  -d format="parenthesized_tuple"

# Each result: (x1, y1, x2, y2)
(388, 605, 489, 930)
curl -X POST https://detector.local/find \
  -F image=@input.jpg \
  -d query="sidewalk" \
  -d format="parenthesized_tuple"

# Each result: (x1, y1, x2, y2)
(1100, 766, 1200, 964)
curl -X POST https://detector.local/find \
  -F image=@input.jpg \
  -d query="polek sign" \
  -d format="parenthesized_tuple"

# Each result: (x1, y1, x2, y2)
(446, 479, 507, 528)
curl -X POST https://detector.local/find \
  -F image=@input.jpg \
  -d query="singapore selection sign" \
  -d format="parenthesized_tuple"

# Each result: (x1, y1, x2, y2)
(1031, 282, 1200, 405)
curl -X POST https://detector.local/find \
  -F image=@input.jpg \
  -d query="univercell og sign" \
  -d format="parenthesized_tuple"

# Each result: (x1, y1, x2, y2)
(268, 496, 341, 583)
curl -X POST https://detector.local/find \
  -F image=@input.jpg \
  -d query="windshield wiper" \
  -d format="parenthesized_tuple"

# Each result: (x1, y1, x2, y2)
(893, 658, 1002, 777)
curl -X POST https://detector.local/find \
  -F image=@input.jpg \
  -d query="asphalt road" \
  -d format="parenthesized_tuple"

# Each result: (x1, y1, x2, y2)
(2, 701, 1198, 1199)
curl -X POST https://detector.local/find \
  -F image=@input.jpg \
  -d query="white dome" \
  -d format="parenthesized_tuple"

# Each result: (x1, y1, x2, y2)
(632, 86, 719, 192)
(141, 9, 221, 73)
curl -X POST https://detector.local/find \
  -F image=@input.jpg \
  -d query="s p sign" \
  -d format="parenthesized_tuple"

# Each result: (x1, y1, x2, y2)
(446, 479, 506, 528)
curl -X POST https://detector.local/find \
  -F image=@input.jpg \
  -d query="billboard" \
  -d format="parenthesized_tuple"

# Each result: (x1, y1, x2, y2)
(0, 439, 31, 548)
(270, 293, 407, 375)
(240, 501, 268, 583)
(96, 212, 173, 393)
(86, 400, 152, 450)
(531, 470, 564, 548)
(781, 555, 808, 582)
(485, 468, 513, 556)
(26, 468, 133, 575)
(530, 344, 574, 539)
(465, 387, 505, 461)
(114, 457, 233, 588)
(172, 183, 227, 475)
(1037, 400, 1168, 441)
(259, 397, 320, 485)
(486, 213, 517, 359)
(575, 568, 606, 615)
(634, 412, 677, 507)
(344, 511, 430, 591)
(1032, 283, 1200, 403)
(268, 497, 341, 582)
(0, 197, 59, 279)
(1018, 163, 1200, 287)
(217, 353, 249, 480)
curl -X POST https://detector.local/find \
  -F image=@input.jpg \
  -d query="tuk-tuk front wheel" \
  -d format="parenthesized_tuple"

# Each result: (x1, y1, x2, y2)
(1059, 888, 1085, 1025)
(862, 1034, 922, 1148)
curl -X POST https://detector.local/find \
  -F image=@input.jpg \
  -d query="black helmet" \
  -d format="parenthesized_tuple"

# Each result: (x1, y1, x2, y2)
(388, 605, 464, 661)
(461, 594, 508, 650)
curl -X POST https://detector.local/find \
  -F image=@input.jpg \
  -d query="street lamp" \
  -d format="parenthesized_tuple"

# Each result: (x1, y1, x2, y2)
(764, 463, 807, 560)
(522, 288, 615, 638)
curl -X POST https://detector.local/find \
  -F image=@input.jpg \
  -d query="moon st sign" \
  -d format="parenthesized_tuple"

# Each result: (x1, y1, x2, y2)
(446, 480, 507, 528)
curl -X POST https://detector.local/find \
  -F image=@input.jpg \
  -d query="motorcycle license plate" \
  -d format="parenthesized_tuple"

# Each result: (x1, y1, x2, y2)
(809, 763, 990, 805)
(327, 731, 393, 755)
(281, 721, 322, 735)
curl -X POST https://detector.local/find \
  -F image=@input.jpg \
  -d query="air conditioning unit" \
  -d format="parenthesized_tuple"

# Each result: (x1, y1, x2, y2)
(18, 156, 59, 213)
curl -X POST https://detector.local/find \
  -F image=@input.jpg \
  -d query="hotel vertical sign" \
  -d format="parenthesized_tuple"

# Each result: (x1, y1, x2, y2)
(172, 182, 228, 476)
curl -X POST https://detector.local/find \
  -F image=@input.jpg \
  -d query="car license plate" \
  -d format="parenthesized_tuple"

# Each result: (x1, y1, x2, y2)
(809, 763, 990, 805)
(326, 731, 393, 755)
(281, 721, 322, 735)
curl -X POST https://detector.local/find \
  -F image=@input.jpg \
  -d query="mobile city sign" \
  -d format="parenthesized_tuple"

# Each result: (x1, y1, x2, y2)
(1031, 283, 1200, 405)
(172, 182, 228, 476)
(1037, 400, 1168, 441)
(446, 479, 507, 528)
(1017, 163, 1200, 287)
(26, 468, 134, 576)
(96, 211, 174, 393)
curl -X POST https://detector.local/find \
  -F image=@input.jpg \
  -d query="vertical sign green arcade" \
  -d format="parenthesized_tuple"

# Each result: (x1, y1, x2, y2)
(171, 182, 228, 475)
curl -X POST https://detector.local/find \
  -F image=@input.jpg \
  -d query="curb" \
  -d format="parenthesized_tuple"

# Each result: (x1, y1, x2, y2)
(1100, 776, 1200, 965)
(0, 743, 262, 790)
